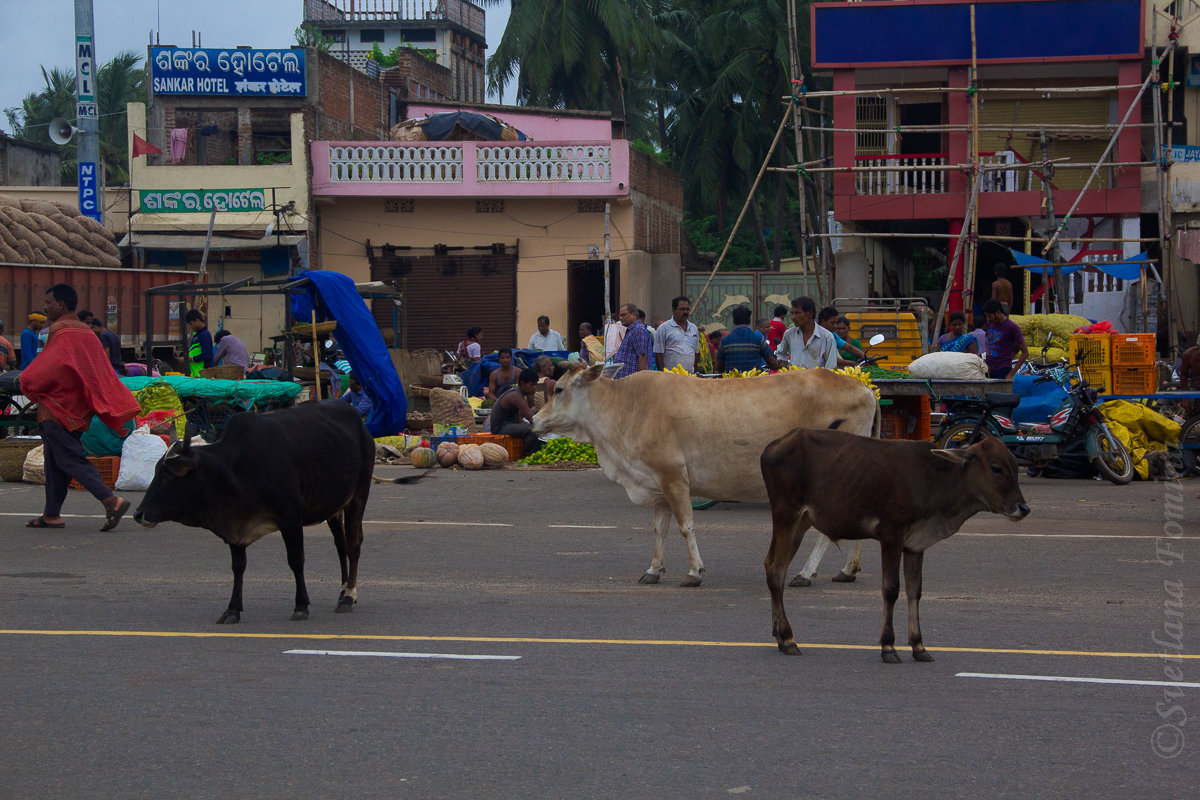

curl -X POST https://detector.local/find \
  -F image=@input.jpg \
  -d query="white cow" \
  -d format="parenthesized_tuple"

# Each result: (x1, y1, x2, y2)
(531, 364, 879, 585)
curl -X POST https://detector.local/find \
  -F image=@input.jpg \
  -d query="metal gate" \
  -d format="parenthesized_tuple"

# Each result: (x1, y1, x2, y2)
(683, 272, 822, 333)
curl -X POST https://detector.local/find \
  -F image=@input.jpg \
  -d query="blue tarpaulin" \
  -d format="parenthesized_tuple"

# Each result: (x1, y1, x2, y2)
(461, 349, 571, 397)
(289, 270, 407, 436)
(1009, 248, 1150, 281)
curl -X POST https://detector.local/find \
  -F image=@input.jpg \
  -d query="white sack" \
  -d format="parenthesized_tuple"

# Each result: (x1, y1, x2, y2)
(115, 429, 168, 491)
(907, 351, 989, 380)
(22, 445, 45, 484)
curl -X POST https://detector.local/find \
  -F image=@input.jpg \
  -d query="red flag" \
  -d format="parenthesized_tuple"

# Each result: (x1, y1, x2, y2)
(132, 134, 162, 158)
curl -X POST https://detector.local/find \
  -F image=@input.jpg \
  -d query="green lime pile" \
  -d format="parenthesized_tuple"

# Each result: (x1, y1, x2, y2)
(865, 365, 912, 379)
(520, 437, 598, 464)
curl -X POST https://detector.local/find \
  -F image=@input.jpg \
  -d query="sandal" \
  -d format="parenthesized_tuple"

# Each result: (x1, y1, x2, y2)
(26, 517, 66, 529)
(100, 499, 131, 532)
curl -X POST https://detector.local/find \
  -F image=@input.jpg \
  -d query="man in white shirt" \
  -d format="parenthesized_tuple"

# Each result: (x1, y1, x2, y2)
(774, 296, 838, 369)
(653, 295, 700, 373)
(527, 316, 567, 351)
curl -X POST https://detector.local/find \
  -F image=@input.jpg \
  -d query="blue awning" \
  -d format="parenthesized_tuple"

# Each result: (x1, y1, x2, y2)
(1009, 249, 1150, 281)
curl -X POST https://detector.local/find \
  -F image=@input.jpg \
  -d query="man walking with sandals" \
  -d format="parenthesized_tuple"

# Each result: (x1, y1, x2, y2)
(19, 283, 140, 531)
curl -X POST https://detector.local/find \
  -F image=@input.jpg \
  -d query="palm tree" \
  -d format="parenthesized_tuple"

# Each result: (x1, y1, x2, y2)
(5, 51, 147, 185)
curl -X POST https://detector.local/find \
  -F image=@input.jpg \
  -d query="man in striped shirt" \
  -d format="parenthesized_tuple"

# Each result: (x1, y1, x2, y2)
(716, 305, 779, 373)
(613, 303, 653, 379)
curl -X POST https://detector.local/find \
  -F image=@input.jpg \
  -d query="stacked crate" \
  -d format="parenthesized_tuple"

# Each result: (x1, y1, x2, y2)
(1069, 333, 1157, 395)
(1109, 333, 1157, 394)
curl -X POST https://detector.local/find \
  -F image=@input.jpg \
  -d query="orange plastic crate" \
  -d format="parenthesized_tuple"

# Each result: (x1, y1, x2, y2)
(1110, 365, 1157, 395)
(69, 456, 120, 491)
(1110, 333, 1156, 366)
(1080, 365, 1113, 394)
(461, 433, 523, 461)
(1068, 334, 1112, 368)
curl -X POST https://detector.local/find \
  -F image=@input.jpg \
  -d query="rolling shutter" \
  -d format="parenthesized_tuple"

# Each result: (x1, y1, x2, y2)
(369, 251, 517, 351)
(978, 97, 1110, 189)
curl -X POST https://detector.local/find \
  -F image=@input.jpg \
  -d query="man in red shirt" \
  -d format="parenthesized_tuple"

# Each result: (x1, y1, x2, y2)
(18, 283, 139, 530)
(768, 305, 788, 350)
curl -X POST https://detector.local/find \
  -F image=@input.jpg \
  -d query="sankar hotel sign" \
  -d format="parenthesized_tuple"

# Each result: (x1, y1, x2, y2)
(150, 47, 306, 97)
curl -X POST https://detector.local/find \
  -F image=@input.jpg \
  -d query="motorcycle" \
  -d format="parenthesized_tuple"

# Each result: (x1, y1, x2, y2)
(934, 365, 1135, 485)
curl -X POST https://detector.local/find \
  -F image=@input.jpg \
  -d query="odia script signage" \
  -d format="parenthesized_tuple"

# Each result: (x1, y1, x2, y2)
(150, 47, 305, 96)
(138, 189, 268, 213)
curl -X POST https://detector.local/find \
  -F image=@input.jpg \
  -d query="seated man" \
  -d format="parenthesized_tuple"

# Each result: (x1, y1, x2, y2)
(487, 368, 543, 456)
(341, 373, 372, 420)
(484, 347, 519, 401)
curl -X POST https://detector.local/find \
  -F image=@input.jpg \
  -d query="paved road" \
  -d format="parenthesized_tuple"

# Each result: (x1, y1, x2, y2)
(0, 466, 1196, 798)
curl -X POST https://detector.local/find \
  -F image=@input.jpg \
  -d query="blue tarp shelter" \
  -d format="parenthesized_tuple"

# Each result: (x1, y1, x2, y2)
(289, 270, 407, 436)
(1008, 248, 1152, 281)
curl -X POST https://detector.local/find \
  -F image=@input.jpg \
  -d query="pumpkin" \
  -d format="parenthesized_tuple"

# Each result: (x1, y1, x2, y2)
(436, 442, 460, 468)
(409, 447, 437, 469)
(457, 445, 485, 470)
(479, 442, 508, 467)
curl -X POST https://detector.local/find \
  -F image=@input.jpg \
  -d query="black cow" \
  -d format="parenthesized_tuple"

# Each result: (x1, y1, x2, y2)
(760, 426, 1030, 663)
(134, 400, 421, 624)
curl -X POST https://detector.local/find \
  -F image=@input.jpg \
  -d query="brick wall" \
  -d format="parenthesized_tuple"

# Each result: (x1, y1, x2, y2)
(384, 52, 453, 101)
(629, 149, 683, 255)
(311, 50, 387, 141)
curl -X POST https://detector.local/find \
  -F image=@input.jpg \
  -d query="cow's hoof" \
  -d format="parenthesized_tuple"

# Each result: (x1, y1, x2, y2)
(831, 571, 856, 583)
(335, 599, 355, 613)
(788, 575, 812, 587)
(679, 574, 703, 588)
(912, 648, 935, 663)
(881, 650, 902, 664)
(778, 640, 801, 655)
(638, 572, 662, 585)
(290, 609, 309, 621)
(216, 612, 240, 624)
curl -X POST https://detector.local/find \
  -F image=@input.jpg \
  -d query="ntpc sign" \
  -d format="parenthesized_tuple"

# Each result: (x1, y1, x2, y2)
(76, 36, 98, 119)
(78, 162, 101, 222)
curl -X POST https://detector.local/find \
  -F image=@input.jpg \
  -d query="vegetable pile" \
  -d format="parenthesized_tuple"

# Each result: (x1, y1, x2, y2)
(520, 437, 598, 464)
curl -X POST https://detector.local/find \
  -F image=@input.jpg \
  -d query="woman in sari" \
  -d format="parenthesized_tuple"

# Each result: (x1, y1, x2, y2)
(937, 311, 980, 353)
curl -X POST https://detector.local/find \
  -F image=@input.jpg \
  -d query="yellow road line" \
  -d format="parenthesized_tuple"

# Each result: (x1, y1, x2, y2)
(0, 629, 1194, 660)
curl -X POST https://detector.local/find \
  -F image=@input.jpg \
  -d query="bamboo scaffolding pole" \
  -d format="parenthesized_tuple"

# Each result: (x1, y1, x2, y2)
(782, 84, 1147, 101)
(932, 170, 986, 349)
(1149, 11, 1165, 331)
(786, 0, 814, 297)
(796, 230, 1156, 244)
(1164, 11, 1180, 351)
(963, 5, 982, 308)
(1039, 128, 1068, 313)
(789, 122, 1176, 134)
(1042, 36, 1179, 255)
(693, 102, 795, 312)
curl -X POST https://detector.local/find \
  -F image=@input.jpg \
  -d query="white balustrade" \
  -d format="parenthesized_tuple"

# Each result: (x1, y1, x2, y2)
(855, 155, 949, 195)
(477, 144, 611, 182)
(328, 144, 463, 182)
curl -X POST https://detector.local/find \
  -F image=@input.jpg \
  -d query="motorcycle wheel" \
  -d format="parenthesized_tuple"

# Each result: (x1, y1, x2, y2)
(1087, 425, 1134, 485)
(936, 421, 987, 450)
(1179, 414, 1200, 477)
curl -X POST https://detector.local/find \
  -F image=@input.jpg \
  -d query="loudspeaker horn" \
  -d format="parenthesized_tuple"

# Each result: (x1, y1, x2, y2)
(48, 118, 80, 145)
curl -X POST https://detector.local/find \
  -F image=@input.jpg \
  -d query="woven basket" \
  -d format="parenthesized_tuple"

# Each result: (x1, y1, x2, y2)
(0, 437, 42, 482)
(200, 365, 245, 380)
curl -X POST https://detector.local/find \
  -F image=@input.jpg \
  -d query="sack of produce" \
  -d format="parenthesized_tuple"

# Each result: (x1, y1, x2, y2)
(22, 445, 46, 484)
(115, 429, 169, 491)
(907, 351, 988, 380)
(429, 388, 476, 430)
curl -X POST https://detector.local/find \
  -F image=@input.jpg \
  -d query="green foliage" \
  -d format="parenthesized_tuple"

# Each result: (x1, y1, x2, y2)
(294, 24, 335, 53)
(4, 50, 147, 185)
(683, 212, 781, 271)
(255, 151, 292, 166)
(369, 42, 438, 68)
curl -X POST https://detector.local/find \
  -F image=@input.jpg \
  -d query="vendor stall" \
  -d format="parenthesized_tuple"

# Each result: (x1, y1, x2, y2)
(875, 378, 1014, 441)
(120, 376, 301, 441)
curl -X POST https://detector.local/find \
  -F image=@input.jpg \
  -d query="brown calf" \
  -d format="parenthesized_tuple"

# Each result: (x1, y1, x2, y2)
(760, 427, 1029, 663)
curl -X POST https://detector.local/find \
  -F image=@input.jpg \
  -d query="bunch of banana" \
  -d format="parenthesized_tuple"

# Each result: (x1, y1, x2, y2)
(832, 364, 881, 399)
(722, 368, 766, 378)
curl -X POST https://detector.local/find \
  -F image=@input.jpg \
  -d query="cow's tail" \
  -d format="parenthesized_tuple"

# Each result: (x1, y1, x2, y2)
(871, 401, 882, 439)
(372, 470, 433, 485)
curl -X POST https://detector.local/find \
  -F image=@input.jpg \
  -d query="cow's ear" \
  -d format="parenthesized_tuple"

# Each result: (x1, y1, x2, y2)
(931, 448, 973, 465)
(584, 363, 605, 382)
(163, 442, 198, 476)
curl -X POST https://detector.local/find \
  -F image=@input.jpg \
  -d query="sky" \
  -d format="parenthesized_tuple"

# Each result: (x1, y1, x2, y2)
(0, 0, 511, 136)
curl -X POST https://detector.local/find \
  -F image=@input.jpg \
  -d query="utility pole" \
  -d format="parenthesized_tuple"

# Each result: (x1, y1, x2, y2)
(74, 0, 102, 223)
(1038, 128, 1066, 313)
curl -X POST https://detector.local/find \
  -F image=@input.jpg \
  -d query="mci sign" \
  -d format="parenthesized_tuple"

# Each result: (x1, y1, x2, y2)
(76, 35, 97, 119)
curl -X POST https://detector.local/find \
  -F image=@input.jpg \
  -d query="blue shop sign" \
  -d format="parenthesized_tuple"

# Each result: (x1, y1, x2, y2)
(150, 47, 306, 97)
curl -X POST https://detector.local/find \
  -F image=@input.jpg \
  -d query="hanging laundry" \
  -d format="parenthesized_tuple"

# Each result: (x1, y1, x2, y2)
(199, 124, 219, 136)
(169, 128, 188, 163)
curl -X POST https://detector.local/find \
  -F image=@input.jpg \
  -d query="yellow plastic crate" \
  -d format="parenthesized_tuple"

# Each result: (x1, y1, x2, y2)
(1068, 334, 1112, 368)
(1081, 365, 1113, 394)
